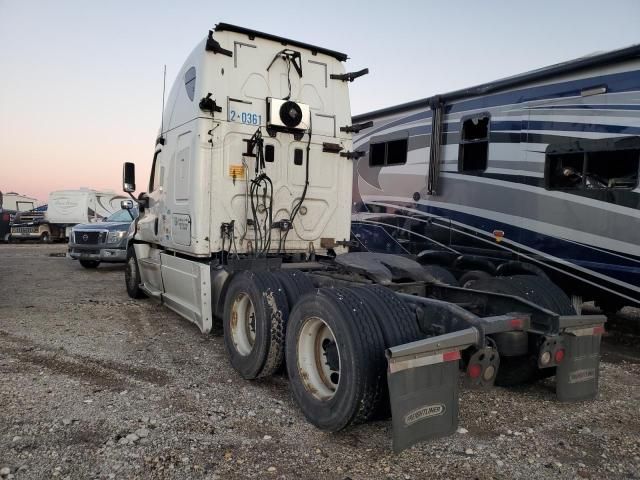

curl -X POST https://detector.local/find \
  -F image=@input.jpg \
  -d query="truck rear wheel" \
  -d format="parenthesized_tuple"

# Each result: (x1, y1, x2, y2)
(286, 288, 386, 431)
(125, 247, 145, 299)
(354, 285, 423, 418)
(272, 269, 315, 309)
(80, 260, 100, 268)
(223, 271, 289, 379)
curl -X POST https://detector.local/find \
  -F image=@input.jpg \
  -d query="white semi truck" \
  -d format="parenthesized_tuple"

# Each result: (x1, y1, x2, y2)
(121, 23, 607, 452)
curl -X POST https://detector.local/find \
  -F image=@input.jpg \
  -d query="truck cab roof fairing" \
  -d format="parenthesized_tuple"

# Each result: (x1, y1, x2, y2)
(214, 23, 349, 62)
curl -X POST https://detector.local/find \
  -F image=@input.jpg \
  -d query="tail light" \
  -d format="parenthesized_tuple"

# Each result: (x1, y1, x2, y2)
(554, 349, 565, 363)
(467, 364, 482, 379)
(465, 347, 499, 387)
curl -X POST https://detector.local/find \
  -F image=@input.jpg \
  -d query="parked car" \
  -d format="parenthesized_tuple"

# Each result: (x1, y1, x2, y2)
(68, 207, 138, 268)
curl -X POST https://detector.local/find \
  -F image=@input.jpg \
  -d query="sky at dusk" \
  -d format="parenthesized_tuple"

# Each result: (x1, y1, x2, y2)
(1, 0, 639, 202)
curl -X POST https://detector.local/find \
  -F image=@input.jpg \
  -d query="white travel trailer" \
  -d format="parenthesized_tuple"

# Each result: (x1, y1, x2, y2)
(46, 189, 127, 238)
(0, 192, 38, 212)
(121, 24, 606, 452)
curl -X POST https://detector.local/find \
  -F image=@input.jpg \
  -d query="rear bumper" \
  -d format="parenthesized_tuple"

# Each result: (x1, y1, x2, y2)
(68, 246, 127, 262)
(10, 232, 41, 240)
(386, 295, 607, 452)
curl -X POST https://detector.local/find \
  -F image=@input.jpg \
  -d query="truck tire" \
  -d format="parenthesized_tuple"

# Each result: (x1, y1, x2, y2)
(272, 269, 315, 309)
(223, 271, 289, 379)
(40, 232, 51, 244)
(353, 285, 423, 418)
(286, 287, 386, 431)
(471, 275, 575, 386)
(459, 270, 492, 289)
(80, 260, 100, 269)
(423, 265, 459, 286)
(125, 247, 145, 299)
(354, 285, 422, 347)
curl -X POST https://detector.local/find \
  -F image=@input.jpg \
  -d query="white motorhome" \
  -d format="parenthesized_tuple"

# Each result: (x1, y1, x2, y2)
(122, 24, 607, 452)
(46, 189, 127, 238)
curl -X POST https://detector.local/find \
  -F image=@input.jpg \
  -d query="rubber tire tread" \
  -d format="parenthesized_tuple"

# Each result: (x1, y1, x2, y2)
(459, 270, 492, 288)
(254, 272, 290, 377)
(471, 275, 575, 315)
(80, 260, 100, 269)
(353, 285, 422, 347)
(423, 265, 459, 286)
(352, 285, 423, 418)
(124, 247, 145, 299)
(272, 269, 315, 309)
(285, 287, 386, 431)
(222, 271, 289, 379)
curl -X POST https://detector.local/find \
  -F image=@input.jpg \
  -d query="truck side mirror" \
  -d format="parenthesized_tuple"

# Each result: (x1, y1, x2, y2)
(121, 199, 134, 210)
(123, 162, 136, 193)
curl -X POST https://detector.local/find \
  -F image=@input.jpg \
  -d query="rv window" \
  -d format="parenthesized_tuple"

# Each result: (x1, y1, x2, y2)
(184, 67, 196, 101)
(547, 148, 639, 190)
(386, 139, 408, 165)
(585, 149, 639, 188)
(369, 139, 407, 167)
(459, 115, 489, 172)
(548, 152, 585, 189)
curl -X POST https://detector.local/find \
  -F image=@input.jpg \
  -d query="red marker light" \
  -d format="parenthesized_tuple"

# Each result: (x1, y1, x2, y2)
(593, 326, 605, 335)
(443, 350, 461, 362)
(509, 318, 524, 329)
(468, 364, 482, 379)
(554, 349, 565, 363)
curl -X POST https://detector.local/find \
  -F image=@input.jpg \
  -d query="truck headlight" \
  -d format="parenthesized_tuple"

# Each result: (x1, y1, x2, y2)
(107, 230, 127, 243)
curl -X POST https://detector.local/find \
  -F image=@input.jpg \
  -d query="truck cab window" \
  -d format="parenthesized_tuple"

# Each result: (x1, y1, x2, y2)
(369, 139, 407, 167)
(184, 67, 196, 101)
(458, 114, 489, 172)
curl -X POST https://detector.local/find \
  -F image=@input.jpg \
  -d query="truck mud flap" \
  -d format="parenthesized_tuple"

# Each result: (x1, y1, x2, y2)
(386, 328, 478, 453)
(556, 318, 606, 402)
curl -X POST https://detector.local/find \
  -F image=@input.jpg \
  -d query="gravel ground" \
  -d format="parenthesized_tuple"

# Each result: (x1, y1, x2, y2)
(1, 243, 639, 480)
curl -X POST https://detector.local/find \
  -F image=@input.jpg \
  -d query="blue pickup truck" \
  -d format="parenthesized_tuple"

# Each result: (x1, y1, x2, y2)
(68, 208, 138, 268)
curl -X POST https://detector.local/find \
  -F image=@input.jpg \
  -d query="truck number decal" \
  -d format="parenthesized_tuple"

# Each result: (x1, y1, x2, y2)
(229, 110, 262, 125)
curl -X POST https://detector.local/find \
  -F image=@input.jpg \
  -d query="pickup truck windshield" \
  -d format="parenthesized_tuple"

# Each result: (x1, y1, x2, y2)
(105, 208, 138, 222)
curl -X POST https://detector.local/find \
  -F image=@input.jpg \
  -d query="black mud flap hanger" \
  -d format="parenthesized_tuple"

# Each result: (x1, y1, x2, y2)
(556, 315, 606, 402)
(386, 327, 478, 453)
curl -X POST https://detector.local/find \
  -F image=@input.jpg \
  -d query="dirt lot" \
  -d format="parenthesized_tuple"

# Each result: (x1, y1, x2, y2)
(1, 244, 639, 479)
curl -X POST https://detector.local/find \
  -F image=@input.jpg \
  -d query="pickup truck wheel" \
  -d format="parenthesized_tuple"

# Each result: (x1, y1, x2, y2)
(125, 247, 145, 299)
(80, 260, 100, 268)
(286, 288, 386, 431)
(223, 271, 289, 379)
